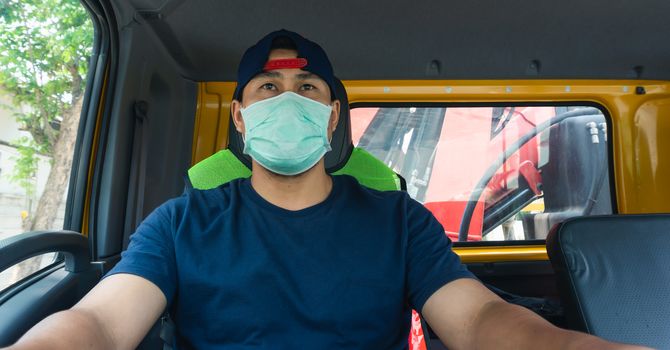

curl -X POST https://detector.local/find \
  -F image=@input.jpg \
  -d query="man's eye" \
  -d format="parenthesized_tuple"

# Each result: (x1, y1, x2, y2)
(261, 83, 276, 90)
(300, 84, 315, 91)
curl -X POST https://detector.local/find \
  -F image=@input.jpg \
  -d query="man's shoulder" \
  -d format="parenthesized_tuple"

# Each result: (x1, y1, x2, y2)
(186, 177, 246, 199)
(335, 174, 411, 206)
(159, 178, 245, 220)
(336, 175, 435, 221)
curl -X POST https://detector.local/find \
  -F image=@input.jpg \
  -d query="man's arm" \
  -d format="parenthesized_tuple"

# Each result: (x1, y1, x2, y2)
(422, 278, 654, 350)
(4, 274, 166, 350)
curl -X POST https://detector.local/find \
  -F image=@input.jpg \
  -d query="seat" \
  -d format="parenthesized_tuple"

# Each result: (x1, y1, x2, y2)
(546, 214, 670, 348)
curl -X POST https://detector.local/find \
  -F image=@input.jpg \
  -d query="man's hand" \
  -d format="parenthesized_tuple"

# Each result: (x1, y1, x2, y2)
(422, 278, 654, 350)
(4, 274, 166, 350)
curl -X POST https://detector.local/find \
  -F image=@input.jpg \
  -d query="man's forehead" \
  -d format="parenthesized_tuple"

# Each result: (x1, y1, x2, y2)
(250, 70, 323, 82)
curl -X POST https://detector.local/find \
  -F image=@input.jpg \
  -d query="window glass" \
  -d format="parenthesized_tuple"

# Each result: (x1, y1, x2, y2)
(351, 106, 612, 242)
(0, 0, 93, 290)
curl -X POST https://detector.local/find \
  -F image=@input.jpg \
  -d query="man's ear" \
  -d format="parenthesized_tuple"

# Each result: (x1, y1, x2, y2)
(329, 99, 340, 133)
(230, 99, 245, 134)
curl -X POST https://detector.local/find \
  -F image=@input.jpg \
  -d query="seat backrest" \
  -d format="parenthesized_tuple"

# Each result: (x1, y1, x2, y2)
(546, 214, 670, 349)
(188, 147, 403, 191)
(187, 78, 404, 192)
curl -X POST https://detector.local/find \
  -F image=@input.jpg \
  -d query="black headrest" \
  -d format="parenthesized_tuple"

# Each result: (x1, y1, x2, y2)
(228, 78, 353, 173)
(546, 214, 670, 349)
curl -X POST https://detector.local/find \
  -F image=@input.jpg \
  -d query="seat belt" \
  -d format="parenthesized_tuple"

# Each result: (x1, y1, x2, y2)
(123, 100, 151, 248)
(160, 312, 176, 350)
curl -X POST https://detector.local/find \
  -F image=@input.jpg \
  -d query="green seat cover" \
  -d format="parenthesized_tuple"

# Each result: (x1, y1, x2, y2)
(188, 148, 401, 192)
(331, 148, 401, 191)
(188, 149, 252, 190)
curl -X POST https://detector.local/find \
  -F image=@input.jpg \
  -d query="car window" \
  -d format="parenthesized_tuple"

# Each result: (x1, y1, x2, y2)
(0, 0, 93, 291)
(351, 105, 613, 242)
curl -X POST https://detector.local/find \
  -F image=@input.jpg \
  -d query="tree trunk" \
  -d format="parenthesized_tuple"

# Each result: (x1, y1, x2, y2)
(26, 93, 83, 231)
(13, 94, 84, 282)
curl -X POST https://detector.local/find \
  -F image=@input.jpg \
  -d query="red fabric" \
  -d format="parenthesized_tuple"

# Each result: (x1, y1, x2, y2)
(263, 58, 308, 71)
(409, 309, 428, 350)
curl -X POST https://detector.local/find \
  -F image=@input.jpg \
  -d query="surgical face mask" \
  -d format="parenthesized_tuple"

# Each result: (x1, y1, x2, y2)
(240, 91, 333, 176)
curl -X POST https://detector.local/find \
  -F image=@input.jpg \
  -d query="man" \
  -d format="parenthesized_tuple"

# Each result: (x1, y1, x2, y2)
(5, 30, 652, 350)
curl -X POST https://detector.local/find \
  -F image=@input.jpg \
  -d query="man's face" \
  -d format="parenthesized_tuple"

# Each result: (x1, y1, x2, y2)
(231, 48, 340, 139)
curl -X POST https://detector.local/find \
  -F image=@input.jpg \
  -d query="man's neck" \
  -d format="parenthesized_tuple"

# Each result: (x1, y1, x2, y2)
(249, 161, 333, 211)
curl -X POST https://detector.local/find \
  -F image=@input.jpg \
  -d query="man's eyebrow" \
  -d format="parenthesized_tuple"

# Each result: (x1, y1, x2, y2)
(295, 72, 319, 80)
(254, 71, 282, 79)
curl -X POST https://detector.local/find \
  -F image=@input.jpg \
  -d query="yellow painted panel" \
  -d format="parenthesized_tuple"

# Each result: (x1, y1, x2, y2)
(343, 79, 665, 107)
(453, 245, 548, 263)
(619, 97, 670, 213)
(191, 82, 237, 164)
(82, 64, 110, 237)
(208, 83, 236, 153)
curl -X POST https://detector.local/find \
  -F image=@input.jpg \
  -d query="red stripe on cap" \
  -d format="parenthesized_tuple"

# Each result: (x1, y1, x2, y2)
(263, 58, 308, 71)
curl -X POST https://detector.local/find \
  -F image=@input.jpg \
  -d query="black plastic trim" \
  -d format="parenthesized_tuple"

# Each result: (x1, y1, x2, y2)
(0, 262, 64, 305)
(453, 239, 545, 248)
(85, 0, 121, 261)
(0, 231, 91, 273)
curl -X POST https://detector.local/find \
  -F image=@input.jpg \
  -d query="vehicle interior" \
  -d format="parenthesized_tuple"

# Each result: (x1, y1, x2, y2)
(1, 0, 669, 348)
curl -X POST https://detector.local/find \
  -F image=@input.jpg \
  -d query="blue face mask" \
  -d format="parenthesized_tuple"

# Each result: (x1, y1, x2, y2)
(241, 92, 333, 175)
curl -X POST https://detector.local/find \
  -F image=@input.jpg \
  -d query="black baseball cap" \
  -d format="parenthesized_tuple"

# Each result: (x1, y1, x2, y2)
(233, 29, 336, 101)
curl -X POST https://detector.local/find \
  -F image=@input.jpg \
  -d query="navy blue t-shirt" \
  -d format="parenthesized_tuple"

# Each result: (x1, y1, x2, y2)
(107, 175, 474, 349)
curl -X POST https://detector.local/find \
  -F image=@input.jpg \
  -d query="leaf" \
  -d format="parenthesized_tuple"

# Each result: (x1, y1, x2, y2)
(0, 0, 92, 153)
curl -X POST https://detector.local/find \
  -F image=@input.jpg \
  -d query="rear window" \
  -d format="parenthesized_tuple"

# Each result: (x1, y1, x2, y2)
(351, 105, 613, 242)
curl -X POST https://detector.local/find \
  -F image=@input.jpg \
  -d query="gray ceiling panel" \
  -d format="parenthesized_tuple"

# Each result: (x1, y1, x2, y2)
(115, 0, 670, 81)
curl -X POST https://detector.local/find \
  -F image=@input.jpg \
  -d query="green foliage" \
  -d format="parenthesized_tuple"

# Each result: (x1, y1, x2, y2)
(7, 137, 40, 197)
(0, 0, 92, 194)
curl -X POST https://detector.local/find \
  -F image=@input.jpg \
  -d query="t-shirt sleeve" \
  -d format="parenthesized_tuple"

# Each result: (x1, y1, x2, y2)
(104, 199, 179, 305)
(405, 197, 476, 312)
